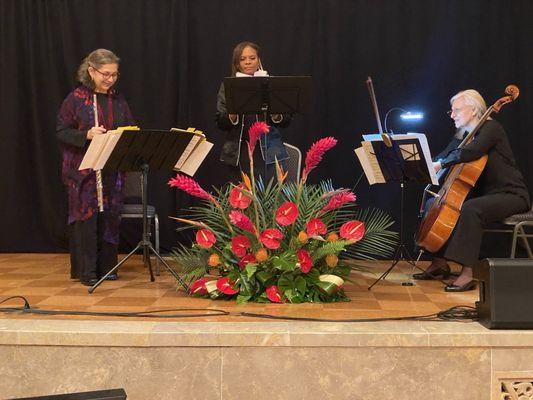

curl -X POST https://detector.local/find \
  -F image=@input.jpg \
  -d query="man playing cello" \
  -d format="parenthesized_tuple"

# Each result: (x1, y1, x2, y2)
(414, 89, 529, 292)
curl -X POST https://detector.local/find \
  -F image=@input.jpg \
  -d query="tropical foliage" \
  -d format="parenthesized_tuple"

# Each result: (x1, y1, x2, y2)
(168, 122, 397, 303)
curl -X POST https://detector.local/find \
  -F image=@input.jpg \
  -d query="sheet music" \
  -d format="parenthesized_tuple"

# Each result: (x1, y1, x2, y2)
(354, 143, 386, 185)
(360, 132, 438, 185)
(171, 128, 205, 170)
(79, 133, 111, 170)
(93, 130, 123, 170)
(79, 127, 139, 171)
(355, 132, 438, 185)
(178, 140, 214, 176)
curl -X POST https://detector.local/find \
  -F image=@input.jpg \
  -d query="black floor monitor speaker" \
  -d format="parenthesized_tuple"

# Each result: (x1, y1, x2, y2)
(10, 388, 127, 400)
(474, 258, 533, 329)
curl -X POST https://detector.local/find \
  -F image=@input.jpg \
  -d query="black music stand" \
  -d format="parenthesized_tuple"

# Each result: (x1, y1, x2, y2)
(224, 76, 312, 116)
(88, 129, 190, 294)
(364, 133, 437, 290)
(223, 76, 311, 178)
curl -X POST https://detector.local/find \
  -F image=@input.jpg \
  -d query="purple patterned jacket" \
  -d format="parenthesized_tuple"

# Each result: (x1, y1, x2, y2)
(56, 85, 135, 244)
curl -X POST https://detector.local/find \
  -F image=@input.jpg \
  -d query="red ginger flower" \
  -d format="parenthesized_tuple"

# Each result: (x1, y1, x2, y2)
(266, 285, 283, 303)
(238, 253, 257, 270)
(319, 191, 357, 215)
(260, 228, 284, 250)
(231, 235, 251, 257)
(340, 220, 365, 241)
(216, 276, 239, 295)
(168, 174, 212, 201)
(229, 184, 252, 209)
(275, 201, 299, 226)
(302, 137, 337, 181)
(248, 121, 270, 153)
(196, 229, 216, 248)
(189, 278, 207, 295)
(229, 210, 255, 233)
(297, 249, 313, 273)
(306, 218, 327, 236)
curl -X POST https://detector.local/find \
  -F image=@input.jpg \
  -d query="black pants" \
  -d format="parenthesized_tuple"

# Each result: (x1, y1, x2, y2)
(433, 193, 529, 267)
(69, 213, 118, 281)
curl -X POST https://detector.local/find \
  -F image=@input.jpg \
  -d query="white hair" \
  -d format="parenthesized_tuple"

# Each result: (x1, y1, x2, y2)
(450, 89, 487, 119)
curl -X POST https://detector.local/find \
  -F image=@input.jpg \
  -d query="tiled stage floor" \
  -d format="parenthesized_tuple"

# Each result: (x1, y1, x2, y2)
(0, 253, 477, 322)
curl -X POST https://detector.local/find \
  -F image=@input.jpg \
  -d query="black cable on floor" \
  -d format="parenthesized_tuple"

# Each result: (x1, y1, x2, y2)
(239, 306, 479, 323)
(0, 296, 229, 318)
(0, 296, 477, 322)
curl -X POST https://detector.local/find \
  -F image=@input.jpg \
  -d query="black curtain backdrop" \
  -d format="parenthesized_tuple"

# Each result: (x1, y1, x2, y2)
(1, 0, 532, 254)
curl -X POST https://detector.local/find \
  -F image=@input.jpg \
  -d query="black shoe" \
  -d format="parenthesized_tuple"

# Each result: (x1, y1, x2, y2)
(413, 265, 451, 280)
(444, 280, 476, 292)
(104, 273, 119, 281)
(81, 278, 98, 286)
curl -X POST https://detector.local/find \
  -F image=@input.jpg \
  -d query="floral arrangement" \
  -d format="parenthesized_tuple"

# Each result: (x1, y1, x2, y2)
(168, 122, 397, 303)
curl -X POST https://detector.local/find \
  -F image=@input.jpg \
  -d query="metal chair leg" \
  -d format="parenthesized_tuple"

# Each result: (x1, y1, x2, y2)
(155, 213, 160, 275)
(511, 225, 519, 258)
(518, 223, 533, 259)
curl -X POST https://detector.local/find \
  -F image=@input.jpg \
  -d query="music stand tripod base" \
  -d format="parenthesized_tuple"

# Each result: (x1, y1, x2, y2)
(88, 163, 189, 294)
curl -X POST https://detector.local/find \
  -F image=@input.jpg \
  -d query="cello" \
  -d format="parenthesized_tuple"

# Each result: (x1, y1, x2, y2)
(416, 85, 519, 253)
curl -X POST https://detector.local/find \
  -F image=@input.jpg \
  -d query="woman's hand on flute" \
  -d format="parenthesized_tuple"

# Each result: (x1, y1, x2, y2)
(87, 126, 107, 140)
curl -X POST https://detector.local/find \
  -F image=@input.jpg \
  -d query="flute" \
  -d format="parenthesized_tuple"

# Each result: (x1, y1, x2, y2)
(93, 94, 104, 212)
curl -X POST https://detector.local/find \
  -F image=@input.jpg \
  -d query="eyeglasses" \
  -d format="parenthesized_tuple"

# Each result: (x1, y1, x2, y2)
(447, 106, 471, 116)
(89, 65, 120, 80)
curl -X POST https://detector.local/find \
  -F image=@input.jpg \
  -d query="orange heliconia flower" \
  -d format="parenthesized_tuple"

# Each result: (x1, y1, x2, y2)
(208, 253, 220, 267)
(325, 254, 339, 268)
(327, 232, 339, 242)
(255, 248, 269, 262)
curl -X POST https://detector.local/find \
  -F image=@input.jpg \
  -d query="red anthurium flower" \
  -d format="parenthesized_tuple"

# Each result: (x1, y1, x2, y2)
(238, 253, 257, 270)
(266, 285, 283, 303)
(275, 201, 299, 226)
(216, 276, 239, 295)
(229, 210, 255, 233)
(306, 218, 327, 236)
(196, 229, 216, 248)
(296, 249, 313, 273)
(189, 278, 207, 295)
(340, 220, 365, 241)
(231, 235, 251, 257)
(260, 229, 284, 250)
(229, 184, 252, 209)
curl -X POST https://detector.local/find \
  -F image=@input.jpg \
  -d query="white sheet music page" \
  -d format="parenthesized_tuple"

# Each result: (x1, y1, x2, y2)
(79, 133, 110, 170)
(354, 141, 385, 185)
(93, 130, 123, 170)
(179, 140, 214, 176)
(172, 128, 204, 170)
(361, 132, 438, 185)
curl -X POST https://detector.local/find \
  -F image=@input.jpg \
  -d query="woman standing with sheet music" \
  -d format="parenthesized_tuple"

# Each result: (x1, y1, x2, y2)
(56, 49, 135, 286)
(216, 41, 292, 182)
